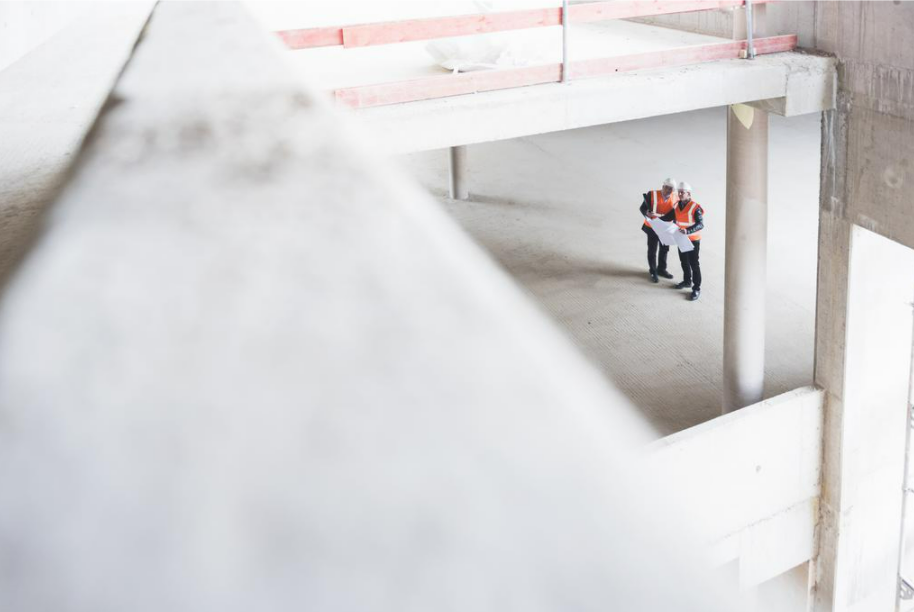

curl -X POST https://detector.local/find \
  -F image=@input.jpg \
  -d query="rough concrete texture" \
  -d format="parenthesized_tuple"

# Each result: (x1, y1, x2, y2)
(0, 3, 154, 290)
(816, 1, 914, 252)
(0, 3, 729, 611)
(811, 3, 914, 610)
(401, 107, 820, 435)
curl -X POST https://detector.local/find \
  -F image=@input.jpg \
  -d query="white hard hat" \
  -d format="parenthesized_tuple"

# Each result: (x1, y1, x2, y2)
(677, 181, 692, 192)
(662, 177, 677, 188)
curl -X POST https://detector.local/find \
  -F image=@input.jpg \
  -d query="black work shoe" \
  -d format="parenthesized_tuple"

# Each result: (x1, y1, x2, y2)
(674, 281, 692, 290)
(690, 289, 701, 301)
(650, 272, 659, 283)
(657, 270, 674, 279)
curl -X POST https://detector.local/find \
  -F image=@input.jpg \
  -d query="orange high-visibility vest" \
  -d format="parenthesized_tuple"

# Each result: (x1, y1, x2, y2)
(643, 190, 675, 229)
(674, 199, 703, 242)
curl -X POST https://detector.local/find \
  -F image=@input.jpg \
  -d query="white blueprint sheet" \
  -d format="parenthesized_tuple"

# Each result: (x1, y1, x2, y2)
(647, 216, 694, 253)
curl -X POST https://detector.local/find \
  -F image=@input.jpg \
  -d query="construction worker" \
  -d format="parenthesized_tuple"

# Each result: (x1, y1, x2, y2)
(639, 177, 678, 283)
(658, 181, 704, 301)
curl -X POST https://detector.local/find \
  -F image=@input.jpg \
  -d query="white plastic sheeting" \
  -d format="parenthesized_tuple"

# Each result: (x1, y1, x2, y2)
(425, 0, 551, 72)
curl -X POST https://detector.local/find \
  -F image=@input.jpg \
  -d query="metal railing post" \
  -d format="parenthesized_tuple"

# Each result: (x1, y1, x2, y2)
(562, 0, 569, 82)
(745, 0, 755, 59)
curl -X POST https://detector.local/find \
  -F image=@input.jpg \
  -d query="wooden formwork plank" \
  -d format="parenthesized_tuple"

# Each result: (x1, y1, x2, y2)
(278, 0, 774, 50)
(342, 8, 560, 48)
(276, 26, 342, 49)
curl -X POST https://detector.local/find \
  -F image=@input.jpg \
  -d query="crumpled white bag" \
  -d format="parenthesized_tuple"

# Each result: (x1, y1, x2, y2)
(425, 0, 547, 72)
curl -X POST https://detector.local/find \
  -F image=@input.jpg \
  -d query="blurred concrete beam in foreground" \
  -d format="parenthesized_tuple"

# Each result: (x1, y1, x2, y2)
(0, 3, 724, 611)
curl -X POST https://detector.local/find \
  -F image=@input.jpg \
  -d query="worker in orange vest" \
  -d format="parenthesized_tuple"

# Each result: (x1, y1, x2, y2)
(639, 177, 678, 283)
(658, 181, 704, 301)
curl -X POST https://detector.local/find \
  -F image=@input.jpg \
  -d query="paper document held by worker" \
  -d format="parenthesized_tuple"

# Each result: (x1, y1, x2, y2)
(646, 217, 694, 253)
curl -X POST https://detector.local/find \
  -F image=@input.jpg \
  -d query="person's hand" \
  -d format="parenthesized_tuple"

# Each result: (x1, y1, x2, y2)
(679, 228, 688, 234)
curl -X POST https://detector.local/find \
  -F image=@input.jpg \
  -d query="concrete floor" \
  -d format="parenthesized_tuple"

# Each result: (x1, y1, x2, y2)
(399, 107, 821, 436)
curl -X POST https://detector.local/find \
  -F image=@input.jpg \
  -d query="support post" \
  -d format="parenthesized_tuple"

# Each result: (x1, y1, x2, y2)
(448, 145, 469, 201)
(722, 105, 768, 413)
(745, 0, 755, 59)
(561, 0, 569, 83)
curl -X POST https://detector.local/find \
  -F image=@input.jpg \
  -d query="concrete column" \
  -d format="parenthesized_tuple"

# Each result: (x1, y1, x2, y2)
(722, 105, 768, 413)
(813, 224, 914, 612)
(448, 145, 469, 200)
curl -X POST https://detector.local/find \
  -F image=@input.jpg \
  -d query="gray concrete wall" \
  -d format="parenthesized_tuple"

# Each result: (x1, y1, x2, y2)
(816, 1, 914, 251)
(766, 1, 817, 48)
(813, 2, 914, 610)
(629, 8, 735, 38)
(628, 2, 817, 48)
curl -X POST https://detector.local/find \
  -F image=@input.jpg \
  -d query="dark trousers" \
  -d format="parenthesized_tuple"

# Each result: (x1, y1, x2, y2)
(642, 225, 669, 273)
(678, 240, 701, 290)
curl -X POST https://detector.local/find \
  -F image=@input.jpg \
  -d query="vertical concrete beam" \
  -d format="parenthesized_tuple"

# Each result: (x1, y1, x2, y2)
(723, 105, 769, 413)
(813, 225, 914, 612)
(448, 145, 469, 200)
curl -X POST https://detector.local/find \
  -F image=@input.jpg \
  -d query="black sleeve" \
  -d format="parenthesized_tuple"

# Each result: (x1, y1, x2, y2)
(639, 193, 650, 216)
(659, 209, 676, 222)
(686, 208, 704, 234)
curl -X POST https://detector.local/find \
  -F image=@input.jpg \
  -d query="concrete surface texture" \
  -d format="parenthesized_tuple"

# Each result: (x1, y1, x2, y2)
(648, 385, 823, 589)
(353, 50, 835, 153)
(0, 3, 730, 611)
(400, 107, 820, 436)
(0, 3, 154, 290)
(810, 2, 914, 610)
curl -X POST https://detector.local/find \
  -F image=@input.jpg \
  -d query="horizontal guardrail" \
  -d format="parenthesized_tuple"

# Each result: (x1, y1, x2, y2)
(278, 0, 772, 49)
(334, 34, 797, 109)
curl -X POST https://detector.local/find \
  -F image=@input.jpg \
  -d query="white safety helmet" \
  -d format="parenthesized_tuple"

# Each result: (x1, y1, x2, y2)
(662, 177, 677, 189)
(677, 181, 692, 193)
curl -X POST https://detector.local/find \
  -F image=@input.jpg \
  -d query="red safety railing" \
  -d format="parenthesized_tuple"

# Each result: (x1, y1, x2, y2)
(334, 35, 795, 109)
(277, 1, 773, 49)
(277, 1, 794, 109)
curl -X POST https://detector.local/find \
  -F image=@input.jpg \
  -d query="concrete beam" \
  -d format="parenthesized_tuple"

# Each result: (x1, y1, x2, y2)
(813, 225, 914, 612)
(649, 387, 823, 587)
(748, 57, 837, 117)
(0, 3, 729, 611)
(0, 2, 154, 289)
(354, 53, 836, 154)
